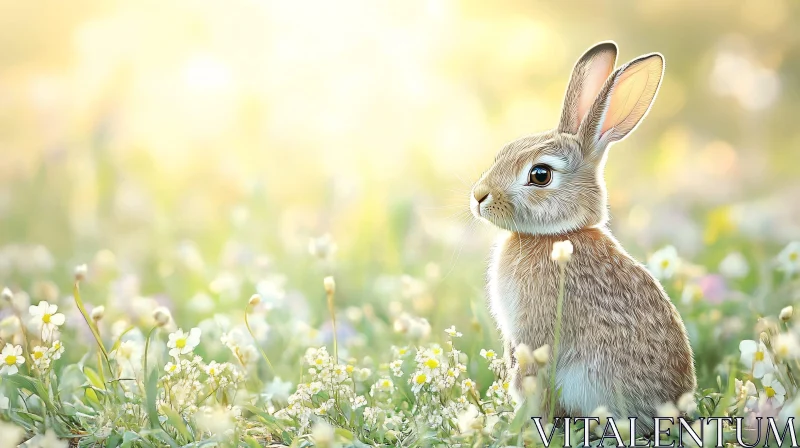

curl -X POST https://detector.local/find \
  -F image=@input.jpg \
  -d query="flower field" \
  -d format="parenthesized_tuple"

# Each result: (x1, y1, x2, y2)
(0, 238, 799, 446)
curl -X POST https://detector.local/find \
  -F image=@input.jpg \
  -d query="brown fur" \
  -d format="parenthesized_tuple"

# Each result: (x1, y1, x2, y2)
(470, 41, 696, 428)
(496, 229, 695, 425)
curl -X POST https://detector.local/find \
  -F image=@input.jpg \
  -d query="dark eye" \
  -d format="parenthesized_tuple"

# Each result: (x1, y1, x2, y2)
(528, 164, 552, 187)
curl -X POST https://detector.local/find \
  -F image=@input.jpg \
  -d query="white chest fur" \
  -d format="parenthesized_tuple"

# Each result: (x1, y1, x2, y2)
(487, 232, 519, 344)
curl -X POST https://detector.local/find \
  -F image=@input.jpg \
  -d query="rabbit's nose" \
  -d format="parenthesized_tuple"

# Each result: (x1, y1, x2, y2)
(473, 185, 491, 204)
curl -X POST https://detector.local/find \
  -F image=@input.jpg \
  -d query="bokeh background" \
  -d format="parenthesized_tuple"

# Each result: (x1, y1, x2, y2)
(1, 0, 799, 390)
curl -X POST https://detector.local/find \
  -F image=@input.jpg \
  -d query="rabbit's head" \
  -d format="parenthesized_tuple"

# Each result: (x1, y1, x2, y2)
(470, 42, 664, 235)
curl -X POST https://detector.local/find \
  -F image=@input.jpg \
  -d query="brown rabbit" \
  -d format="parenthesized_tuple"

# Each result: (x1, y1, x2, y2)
(469, 41, 696, 429)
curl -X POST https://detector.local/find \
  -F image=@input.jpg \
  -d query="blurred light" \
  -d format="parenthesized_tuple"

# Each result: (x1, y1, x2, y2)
(182, 54, 233, 93)
(710, 48, 780, 111)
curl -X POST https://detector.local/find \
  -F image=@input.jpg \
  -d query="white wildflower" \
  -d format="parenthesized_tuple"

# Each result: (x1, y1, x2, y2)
(168, 328, 201, 358)
(205, 361, 221, 377)
(456, 404, 483, 435)
(777, 241, 800, 274)
(760, 373, 786, 407)
(779, 395, 800, 428)
(311, 420, 335, 447)
(372, 377, 394, 395)
(25, 429, 67, 448)
(461, 378, 476, 392)
(444, 325, 462, 338)
(739, 340, 774, 378)
(351, 395, 367, 409)
(773, 332, 800, 360)
(648, 245, 681, 280)
(363, 407, 381, 426)
(221, 328, 258, 367)
(164, 362, 180, 376)
(681, 283, 703, 305)
(262, 377, 293, 401)
(719, 252, 749, 278)
(479, 349, 497, 361)
(28, 301, 65, 341)
(48, 340, 64, 360)
(195, 405, 236, 436)
(353, 367, 372, 382)
(389, 360, 403, 377)
(31, 346, 50, 370)
(0, 344, 25, 375)
(110, 340, 143, 378)
(735, 378, 758, 409)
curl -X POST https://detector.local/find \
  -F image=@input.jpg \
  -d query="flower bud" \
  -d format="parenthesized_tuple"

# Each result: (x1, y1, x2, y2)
(74, 264, 88, 281)
(308, 234, 337, 260)
(533, 344, 551, 366)
(1, 287, 12, 302)
(780, 306, 793, 322)
(323, 276, 336, 295)
(550, 240, 574, 265)
(514, 343, 533, 368)
(522, 376, 537, 396)
(152, 306, 172, 327)
(91, 305, 105, 321)
(248, 294, 262, 307)
(760, 331, 770, 345)
(590, 406, 611, 435)
(656, 401, 680, 420)
(677, 392, 697, 414)
(311, 421, 335, 447)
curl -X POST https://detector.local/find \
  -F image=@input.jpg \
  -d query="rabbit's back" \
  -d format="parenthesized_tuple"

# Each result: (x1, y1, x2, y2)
(490, 227, 696, 421)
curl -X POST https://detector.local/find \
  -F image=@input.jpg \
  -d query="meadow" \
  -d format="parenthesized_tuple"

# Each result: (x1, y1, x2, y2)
(1, 0, 800, 446)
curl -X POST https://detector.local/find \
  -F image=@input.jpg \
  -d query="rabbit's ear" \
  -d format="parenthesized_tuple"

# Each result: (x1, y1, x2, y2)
(557, 42, 618, 135)
(579, 53, 664, 151)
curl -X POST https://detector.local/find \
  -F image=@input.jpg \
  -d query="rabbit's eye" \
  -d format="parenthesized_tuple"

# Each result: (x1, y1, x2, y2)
(528, 165, 552, 187)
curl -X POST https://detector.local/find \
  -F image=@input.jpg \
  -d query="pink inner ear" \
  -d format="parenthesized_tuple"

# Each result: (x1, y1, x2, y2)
(600, 57, 661, 137)
(576, 51, 616, 127)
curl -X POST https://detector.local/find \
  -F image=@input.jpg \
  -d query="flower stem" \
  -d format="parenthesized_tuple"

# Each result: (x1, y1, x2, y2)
(549, 262, 567, 421)
(73, 281, 111, 387)
(326, 289, 339, 363)
(143, 326, 157, 378)
(244, 305, 275, 375)
(10, 305, 34, 369)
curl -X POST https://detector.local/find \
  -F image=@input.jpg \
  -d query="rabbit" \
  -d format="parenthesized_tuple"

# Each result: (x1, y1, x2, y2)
(469, 41, 696, 431)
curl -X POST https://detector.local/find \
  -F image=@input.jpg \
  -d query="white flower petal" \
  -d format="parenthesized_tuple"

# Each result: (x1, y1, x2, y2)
(50, 313, 65, 326)
(739, 339, 758, 354)
(753, 361, 774, 379)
